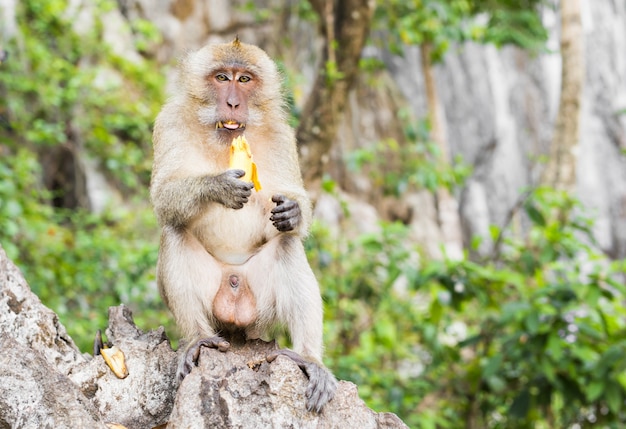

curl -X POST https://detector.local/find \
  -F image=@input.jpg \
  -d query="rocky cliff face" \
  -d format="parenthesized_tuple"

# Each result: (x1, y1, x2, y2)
(385, 1, 626, 257)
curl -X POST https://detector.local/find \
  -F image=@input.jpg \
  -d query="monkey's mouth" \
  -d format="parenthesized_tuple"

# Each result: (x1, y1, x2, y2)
(216, 120, 246, 131)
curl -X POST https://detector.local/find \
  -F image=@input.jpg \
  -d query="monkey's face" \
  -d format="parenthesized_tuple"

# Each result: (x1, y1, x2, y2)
(182, 40, 285, 144)
(210, 67, 256, 139)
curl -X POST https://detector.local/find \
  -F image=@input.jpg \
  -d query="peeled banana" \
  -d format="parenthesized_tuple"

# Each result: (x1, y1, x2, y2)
(229, 135, 261, 191)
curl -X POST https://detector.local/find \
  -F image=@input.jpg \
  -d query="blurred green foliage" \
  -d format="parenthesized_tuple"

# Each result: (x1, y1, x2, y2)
(0, 0, 175, 350)
(348, 112, 472, 196)
(376, 0, 548, 60)
(312, 187, 626, 428)
(1, 1, 625, 428)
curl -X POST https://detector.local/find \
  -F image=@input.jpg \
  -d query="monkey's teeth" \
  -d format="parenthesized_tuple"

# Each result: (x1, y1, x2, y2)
(216, 120, 245, 130)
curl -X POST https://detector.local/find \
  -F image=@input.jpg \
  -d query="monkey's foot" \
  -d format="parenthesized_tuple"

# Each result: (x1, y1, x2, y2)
(177, 336, 230, 382)
(267, 349, 338, 413)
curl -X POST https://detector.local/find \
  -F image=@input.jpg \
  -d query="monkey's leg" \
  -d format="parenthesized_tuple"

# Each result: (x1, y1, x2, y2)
(158, 228, 231, 382)
(247, 235, 338, 412)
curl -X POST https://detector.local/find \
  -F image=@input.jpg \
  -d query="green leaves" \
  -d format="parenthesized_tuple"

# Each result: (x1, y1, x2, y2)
(375, 0, 546, 63)
(0, 0, 170, 352)
(376, 0, 474, 60)
(312, 185, 626, 427)
(348, 131, 471, 197)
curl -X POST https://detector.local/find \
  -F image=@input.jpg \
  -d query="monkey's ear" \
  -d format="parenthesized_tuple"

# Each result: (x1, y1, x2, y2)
(233, 35, 241, 48)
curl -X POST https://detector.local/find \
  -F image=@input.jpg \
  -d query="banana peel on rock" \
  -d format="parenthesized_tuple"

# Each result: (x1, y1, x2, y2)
(94, 329, 129, 379)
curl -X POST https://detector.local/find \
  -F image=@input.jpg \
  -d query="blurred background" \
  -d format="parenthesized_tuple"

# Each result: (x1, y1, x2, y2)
(1, 0, 625, 427)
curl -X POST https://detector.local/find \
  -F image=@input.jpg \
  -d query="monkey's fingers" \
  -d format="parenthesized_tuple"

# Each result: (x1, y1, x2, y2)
(231, 183, 254, 203)
(270, 210, 300, 232)
(270, 196, 301, 231)
(271, 195, 298, 213)
(218, 170, 254, 209)
(271, 194, 287, 205)
(271, 218, 296, 232)
(270, 204, 300, 219)
(227, 169, 247, 179)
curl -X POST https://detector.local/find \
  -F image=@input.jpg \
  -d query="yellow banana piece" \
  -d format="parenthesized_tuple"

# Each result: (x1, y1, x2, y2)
(229, 135, 262, 191)
(101, 345, 129, 379)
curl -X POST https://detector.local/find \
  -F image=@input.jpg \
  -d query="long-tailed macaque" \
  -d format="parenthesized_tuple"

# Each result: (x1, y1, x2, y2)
(150, 38, 337, 412)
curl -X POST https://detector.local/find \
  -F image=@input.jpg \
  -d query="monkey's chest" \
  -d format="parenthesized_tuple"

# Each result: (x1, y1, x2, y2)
(191, 196, 273, 265)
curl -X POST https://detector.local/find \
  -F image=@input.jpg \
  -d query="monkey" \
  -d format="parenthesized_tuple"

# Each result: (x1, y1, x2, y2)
(150, 38, 337, 412)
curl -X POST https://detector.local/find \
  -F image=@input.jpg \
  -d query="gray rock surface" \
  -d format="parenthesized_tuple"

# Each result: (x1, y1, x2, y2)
(0, 244, 408, 428)
(0, 337, 108, 429)
(384, 2, 626, 257)
(69, 305, 178, 429)
(0, 244, 85, 375)
(169, 340, 407, 429)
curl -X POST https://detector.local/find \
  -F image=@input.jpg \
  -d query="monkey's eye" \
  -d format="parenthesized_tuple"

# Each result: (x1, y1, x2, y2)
(238, 75, 251, 83)
(215, 74, 229, 82)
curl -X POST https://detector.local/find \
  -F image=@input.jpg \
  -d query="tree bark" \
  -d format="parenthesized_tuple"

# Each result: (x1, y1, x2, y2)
(420, 42, 463, 259)
(297, 0, 374, 184)
(542, 0, 584, 191)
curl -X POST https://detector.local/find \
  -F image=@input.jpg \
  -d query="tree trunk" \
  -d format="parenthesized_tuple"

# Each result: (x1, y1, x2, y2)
(297, 0, 374, 184)
(420, 42, 463, 259)
(542, 0, 584, 191)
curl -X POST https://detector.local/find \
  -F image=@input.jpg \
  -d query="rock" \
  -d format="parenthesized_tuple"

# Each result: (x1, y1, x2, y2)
(0, 337, 108, 428)
(169, 340, 408, 429)
(69, 305, 178, 429)
(0, 244, 408, 428)
(0, 245, 85, 375)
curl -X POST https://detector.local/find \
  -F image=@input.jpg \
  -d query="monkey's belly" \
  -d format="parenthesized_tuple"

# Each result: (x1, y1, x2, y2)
(191, 202, 273, 265)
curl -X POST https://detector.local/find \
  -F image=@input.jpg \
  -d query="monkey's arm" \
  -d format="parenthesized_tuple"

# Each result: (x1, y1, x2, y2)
(151, 170, 253, 228)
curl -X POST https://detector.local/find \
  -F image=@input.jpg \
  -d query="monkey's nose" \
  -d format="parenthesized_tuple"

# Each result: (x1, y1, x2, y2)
(227, 93, 240, 109)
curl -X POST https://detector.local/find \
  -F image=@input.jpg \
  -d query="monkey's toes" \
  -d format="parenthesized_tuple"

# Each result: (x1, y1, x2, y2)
(195, 336, 231, 355)
(303, 362, 337, 413)
(178, 335, 231, 382)
(267, 349, 337, 412)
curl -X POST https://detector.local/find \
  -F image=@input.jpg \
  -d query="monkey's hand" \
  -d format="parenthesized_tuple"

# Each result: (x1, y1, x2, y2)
(209, 170, 254, 209)
(267, 349, 338, 413)
(177, 336, 230, 383)
(270, 195, 301, 232)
